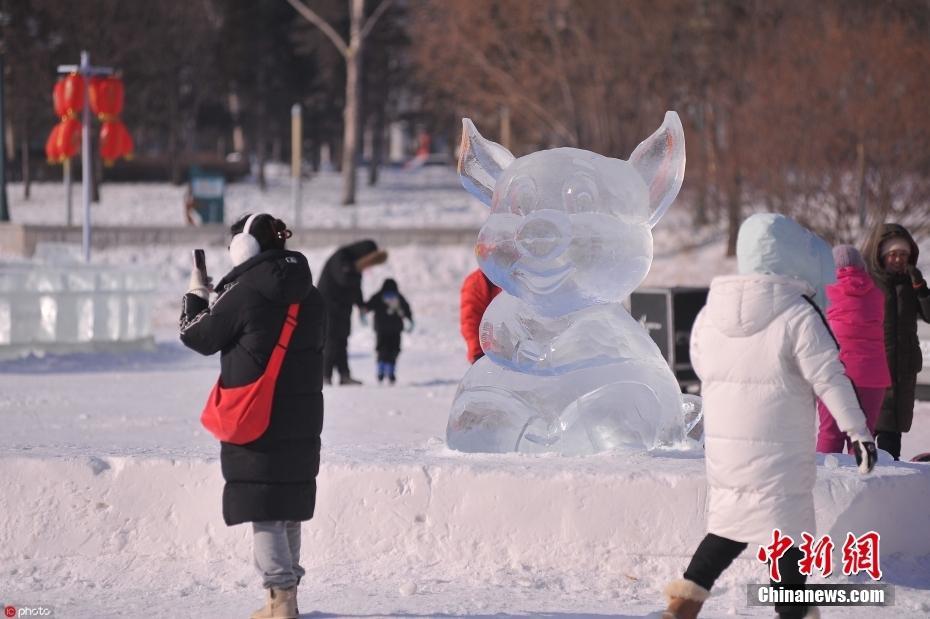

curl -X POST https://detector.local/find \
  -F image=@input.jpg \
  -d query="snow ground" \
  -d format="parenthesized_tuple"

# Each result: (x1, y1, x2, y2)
(2, 169, 930, 618)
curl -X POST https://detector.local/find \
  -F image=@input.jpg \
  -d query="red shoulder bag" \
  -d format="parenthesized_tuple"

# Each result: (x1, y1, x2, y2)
(201, 303, 299, 445)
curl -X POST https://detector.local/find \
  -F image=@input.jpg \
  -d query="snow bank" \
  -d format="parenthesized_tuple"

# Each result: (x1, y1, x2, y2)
(3, 449, 927, 592)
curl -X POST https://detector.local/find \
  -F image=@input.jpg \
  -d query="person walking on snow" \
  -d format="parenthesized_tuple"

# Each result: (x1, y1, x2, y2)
(366, 277, 413, 384)
(180, 213, 325, 619)
(662, 214, 876, 619)
(317, 239, 388, 385)
(816, 245, 890, 453)
(459, 268, 500, 363)
(861, 223, 930, 460)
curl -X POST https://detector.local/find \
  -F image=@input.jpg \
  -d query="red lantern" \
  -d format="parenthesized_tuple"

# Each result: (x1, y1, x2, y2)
(118, 123, 134, 159)
(99, 119, 131, 165)
(52, 79, 67, 118)
(45, 123, 62, 162)
(60, 74, 84, 118)
(89, 76, 124, 119)
(56, 118, 81, 160)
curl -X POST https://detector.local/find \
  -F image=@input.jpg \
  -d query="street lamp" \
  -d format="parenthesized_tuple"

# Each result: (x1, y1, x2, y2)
(57, 51, 113, 263)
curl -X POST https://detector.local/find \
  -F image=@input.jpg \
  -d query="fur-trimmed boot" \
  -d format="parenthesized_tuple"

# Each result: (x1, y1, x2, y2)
(249, 586, 297, 619)
(662, 578, 710, 619)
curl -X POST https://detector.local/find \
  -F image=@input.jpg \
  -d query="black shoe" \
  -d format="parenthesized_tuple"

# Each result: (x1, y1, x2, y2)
(377, 373, 384, 383)
(388, 374, 396, 385)
(340, 376, 362, 386)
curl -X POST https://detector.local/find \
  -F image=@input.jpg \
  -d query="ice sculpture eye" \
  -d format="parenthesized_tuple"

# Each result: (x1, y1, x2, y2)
(507, 176, 539, 215)
(562, 173, 598, 213)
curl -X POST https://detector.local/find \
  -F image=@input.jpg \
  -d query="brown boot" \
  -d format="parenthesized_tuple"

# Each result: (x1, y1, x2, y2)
(661, 578, 710, 619)
(249, 586, 297, 619)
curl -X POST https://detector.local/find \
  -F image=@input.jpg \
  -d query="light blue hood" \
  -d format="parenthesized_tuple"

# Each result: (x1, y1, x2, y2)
(736, 213, 835, 308)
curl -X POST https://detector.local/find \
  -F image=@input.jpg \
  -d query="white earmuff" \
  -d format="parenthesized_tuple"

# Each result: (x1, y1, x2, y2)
(229, 213, 262, 266)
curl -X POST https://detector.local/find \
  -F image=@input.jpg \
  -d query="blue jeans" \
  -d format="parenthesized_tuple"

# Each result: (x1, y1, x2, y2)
(252, 521, 305, 589)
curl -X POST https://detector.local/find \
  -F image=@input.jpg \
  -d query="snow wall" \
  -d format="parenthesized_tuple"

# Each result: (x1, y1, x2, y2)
(0, 264, 156, 360)
(1, 450, 928, 590)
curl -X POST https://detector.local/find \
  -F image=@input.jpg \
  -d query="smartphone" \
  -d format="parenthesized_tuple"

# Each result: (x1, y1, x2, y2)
(192, 249, 207, 277)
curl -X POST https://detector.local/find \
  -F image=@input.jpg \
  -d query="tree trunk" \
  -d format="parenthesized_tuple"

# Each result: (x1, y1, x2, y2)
(368, 102, 385, 186)
(725, 165, 742, 257)
(855, 138, 867, 229)
(256, 109, 267, 191)
(169, 89, 183, 185)
(20, 127, 30, 200)
(341, 0, 365, 206)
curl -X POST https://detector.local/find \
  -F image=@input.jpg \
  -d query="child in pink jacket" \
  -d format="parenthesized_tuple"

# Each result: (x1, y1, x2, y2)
(817, 245, 891, 453)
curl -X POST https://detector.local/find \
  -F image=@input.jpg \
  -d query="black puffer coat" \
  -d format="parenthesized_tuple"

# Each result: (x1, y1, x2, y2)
(317, 240, 379, 308)
(180, 249, 326, 525)
(865, 224, 930, 433)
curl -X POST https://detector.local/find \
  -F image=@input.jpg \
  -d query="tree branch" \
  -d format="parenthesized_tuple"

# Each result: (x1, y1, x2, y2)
(359, 0, 394, 42)
(285, 0, 348, 59)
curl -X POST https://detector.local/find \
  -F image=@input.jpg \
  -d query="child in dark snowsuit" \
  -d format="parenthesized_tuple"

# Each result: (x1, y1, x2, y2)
(366, 278, 413, 384)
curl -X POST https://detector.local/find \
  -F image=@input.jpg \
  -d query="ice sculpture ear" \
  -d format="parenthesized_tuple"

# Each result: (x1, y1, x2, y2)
(458, 118, 516, 206)
(629, 111, 686, 228)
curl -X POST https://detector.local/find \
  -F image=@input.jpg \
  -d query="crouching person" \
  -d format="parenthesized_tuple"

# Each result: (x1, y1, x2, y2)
(662, 214, 876, 619)
(180, 213, 326, 619)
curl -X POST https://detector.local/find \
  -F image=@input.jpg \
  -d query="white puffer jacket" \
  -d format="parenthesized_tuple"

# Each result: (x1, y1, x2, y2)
(691, 273, 871, 545)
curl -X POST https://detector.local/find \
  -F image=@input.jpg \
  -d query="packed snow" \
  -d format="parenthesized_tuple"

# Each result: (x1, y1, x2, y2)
(2, 168, 930, 618)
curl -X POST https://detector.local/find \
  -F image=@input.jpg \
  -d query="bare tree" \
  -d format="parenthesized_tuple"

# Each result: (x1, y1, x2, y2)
(285, 0, 393, 206)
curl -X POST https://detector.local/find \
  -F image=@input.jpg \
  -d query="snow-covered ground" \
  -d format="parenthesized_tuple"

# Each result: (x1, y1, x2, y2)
(2, 169, 930, 618)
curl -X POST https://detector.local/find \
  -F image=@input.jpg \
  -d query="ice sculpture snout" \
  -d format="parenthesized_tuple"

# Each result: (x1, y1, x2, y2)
(515, 211, 571, 260)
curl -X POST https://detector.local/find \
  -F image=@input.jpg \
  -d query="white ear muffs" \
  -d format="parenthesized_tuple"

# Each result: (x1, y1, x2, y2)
(229, 213, 262, 266)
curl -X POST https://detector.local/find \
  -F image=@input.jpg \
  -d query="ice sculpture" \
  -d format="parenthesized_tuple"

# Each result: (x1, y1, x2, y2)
(0, 262, 157, 359)
(447, 112, 690, 454)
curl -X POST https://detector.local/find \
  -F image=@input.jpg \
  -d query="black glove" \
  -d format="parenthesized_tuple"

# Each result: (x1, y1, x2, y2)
(907, 265, 926, 289)
(852, 441, 877, 474)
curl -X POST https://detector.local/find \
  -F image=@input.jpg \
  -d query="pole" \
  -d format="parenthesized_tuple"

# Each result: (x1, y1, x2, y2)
(291, 104, 302, 230)
(64, 159, 73, 226)
(80, 52, 92, 262)
(500, 105, 512, 151)
(58, 52, 112, 260)
(0, 54, 10, 222)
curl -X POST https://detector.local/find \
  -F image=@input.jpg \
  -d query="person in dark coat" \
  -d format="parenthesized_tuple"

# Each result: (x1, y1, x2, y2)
(317, 239, 388, 385)
(862, 222, 930, 460)
(180, 213, 325, 618)
(366, 278, 413, 383)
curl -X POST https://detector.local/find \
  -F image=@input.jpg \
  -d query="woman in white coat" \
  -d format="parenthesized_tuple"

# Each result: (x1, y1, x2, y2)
(662, 214, 877, 619)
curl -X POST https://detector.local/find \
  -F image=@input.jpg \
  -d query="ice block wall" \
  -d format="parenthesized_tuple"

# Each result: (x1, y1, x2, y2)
(0, 263, 157, 358)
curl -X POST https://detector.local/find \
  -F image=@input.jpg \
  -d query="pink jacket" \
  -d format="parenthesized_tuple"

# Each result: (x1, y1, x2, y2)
(825, 266, 891, 388)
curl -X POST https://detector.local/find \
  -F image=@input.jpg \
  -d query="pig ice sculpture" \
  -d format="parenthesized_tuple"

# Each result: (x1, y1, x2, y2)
(448, 112, 690, 455)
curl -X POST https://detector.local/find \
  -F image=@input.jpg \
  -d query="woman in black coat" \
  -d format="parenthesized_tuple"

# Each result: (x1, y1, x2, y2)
(180, 213, 325, 618)
(863, 223, 930, 460)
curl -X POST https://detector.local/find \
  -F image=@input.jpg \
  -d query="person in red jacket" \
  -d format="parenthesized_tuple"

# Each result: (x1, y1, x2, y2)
(817, 245, 891, 453)
(459, 268, 501, 363)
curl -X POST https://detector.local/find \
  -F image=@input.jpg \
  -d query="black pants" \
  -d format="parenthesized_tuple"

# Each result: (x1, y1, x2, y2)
(323, 304, 352, 380)
(875, 430, 901, 461)
(684, 533, 808, 619)
(376, 331, 402, 364)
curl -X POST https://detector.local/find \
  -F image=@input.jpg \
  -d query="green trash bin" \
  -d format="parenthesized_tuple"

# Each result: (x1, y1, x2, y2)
(189, 168, 225, 224)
